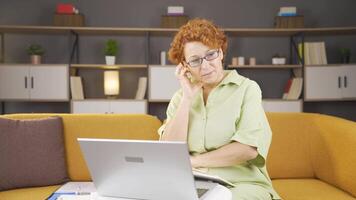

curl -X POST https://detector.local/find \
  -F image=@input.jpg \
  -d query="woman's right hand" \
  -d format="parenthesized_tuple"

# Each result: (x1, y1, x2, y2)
(175, 63, 203, 101)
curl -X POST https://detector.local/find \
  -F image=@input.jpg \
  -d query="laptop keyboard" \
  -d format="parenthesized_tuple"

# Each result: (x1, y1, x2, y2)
(197, 188, 209, 198)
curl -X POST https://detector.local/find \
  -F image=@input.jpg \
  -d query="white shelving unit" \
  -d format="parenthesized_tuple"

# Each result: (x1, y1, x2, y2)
(0, 25, 355, 115)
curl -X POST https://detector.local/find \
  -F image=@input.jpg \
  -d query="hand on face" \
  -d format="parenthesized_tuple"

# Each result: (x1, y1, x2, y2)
(175, 63, 203, 101)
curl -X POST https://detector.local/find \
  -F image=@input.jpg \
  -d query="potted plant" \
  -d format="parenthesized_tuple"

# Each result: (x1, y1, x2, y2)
(339, 48, 351, 63)
(104, 39, 118, 65)
(27, 44, 45, 64)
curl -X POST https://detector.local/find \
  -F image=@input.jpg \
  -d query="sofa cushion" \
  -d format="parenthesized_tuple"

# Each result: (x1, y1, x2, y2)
(272, 179, 355, 200)
(0, 185, 61, 200)
(0, 117, 69, 191)
(2, 114, 162, 181)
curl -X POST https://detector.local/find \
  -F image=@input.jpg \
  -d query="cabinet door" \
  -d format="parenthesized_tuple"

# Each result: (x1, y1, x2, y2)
(72, 101, 110, 114)
(0, 66, 30, 99)
(149, 66, 180, 101)
(305, 66, 342, 100)
(29, 65, 69, 100)
(341, 65, 356, 98)
(110, 100, 147, 114)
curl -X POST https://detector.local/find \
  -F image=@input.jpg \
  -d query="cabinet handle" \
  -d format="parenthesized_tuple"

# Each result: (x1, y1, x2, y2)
(24, 77, 28, 88)
(344, 76, 347, 88)
(31, 77, 34, 89)
(338, 76, 341, 88)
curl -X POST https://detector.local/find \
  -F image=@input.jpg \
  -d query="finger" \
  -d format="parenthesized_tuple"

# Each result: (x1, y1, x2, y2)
(179, 67, 188, 78)
(175, 63, 184, 76)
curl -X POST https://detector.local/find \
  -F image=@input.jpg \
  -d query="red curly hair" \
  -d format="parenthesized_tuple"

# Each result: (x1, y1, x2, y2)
(168, 18, 227, 64)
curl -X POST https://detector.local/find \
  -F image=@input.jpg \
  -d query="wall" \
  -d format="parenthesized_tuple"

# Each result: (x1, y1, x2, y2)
(1, 0, 356, 121)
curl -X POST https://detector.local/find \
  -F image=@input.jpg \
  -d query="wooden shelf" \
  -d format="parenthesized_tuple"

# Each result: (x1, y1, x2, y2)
(263, 98, 302, 102)
(71, 99, 147, 102)
(225, 27, 356, 36)
(70, 64, 147, 69)
(147, 98, 303, 103)
(305, 63, 356, 67)
(304, 98, 356, 102)
(148, 99, 170, 103)
(228, 64, 302, 69)
(1, 25, 356, 36)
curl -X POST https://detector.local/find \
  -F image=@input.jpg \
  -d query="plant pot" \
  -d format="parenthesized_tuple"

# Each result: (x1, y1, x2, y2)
(105, 56, 116, 65)
(31, 55, 41, 64)
(272, 57, 286, 65)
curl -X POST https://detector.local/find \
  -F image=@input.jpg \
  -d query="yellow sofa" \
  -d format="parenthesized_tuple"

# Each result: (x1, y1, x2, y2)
(0, 113, 355, 200)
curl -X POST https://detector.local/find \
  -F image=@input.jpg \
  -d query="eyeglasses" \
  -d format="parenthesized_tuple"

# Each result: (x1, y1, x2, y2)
(186, 49, 220, 68)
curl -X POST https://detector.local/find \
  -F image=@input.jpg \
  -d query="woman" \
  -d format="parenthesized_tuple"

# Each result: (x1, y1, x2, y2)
(158, 18, 281, 200)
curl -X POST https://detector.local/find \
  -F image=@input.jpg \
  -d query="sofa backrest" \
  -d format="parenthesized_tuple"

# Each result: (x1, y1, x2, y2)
(308, 114, 356, 197)
(266, 112, 316, 179)
(3, 114, 162, 181)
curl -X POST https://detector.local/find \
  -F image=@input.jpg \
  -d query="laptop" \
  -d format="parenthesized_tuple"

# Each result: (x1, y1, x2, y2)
(78, 138, 219, 200)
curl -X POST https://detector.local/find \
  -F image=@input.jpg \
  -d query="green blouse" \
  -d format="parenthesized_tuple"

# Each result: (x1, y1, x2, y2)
(158, 70, 280, 199)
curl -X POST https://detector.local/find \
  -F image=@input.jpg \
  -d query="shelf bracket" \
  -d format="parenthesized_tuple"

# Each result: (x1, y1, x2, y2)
(69, 30, 80, 64)
(290, 32, 305, 78)
(0, 33, 4, 114)
(290, 32, 304, 65)
(145, 31, 150, 67)
(69, 30, 79, 76)
(0, 33, 4, 63)
(0, 102, 4, 115)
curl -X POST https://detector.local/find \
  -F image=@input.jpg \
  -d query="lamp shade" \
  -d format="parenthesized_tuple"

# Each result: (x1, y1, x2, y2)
(104, 70, 120, 96)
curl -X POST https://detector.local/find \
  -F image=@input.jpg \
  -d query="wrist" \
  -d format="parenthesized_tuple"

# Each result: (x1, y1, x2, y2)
(191, 155, 203, 168)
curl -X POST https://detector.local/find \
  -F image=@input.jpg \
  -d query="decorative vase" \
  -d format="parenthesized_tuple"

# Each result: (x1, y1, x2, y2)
(105, 56, 116, 65)
(31, 55, 41, 64)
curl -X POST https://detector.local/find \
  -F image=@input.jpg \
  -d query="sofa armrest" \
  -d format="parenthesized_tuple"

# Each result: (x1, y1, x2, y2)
(310, 114, 356, 197)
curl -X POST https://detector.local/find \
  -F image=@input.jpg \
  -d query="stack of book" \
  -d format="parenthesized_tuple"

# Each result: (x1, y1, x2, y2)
(53, 3, 85, 26)
(278, 7, 297, 16)
(298, 42, 328, 65)
(161, 6, 188, 28)
(275, 6, 304, 28)
(282, 77, 303, 100)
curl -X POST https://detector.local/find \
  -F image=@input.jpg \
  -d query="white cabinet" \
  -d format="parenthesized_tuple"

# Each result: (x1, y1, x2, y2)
(71, 100, 147, 114)
(0, 66, 29, 99)
(305, 65, 356, 101)
(0, 65, 69, 101)
(341, 66, 356, 98)
(262, 100, 303, 112)
(149, 65, 180, 101)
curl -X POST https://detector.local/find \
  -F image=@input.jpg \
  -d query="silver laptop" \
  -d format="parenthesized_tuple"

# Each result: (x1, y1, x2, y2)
(78, 138, 217, 200)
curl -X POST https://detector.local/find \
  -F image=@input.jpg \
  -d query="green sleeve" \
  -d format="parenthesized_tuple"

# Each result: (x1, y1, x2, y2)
(230, 81, 269, 168)
(157, 90, 183, 138)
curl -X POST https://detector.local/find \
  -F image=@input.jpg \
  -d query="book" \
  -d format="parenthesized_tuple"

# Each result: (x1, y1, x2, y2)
(286, 78, 303, 100)
(135, 77, 147, 100)
(70, 76, 84, 100)
(193, 169, 235, 187)
(320, 42, 328, 64)
(299, 42, 327, 65)
(280, 7, 297, 14)
(282, 79, 293, 99)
